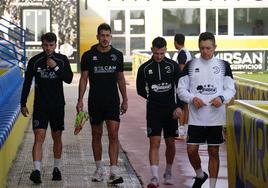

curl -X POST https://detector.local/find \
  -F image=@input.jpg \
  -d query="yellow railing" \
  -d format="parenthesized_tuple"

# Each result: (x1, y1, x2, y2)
(226, 100, 268, 187)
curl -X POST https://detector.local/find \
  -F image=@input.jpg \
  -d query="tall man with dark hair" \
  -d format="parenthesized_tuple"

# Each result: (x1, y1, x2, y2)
(137, 37, 183, 188)
(174, 33, 192, 137)
(21, 32, 73, 184)
(174, 33, 192, 72)
(76, 23, 128, 185)
(177, 32, 236, 188)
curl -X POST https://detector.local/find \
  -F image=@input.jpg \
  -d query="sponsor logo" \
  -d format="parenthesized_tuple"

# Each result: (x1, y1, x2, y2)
(163, 50, 266, 71)
(94, 65, 117, 73)
(37, 67, 57, 79)
(151, 82, 172, 93)
(196, 84, 217, 95)
(148, 69, 153, 74)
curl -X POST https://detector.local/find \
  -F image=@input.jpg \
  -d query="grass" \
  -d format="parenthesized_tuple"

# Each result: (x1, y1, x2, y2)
(234, 72, 268, 83)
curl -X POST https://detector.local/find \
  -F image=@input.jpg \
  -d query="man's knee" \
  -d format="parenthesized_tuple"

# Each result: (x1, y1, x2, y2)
(187, 145, 199, 156)
(108, 130, 119, 143)
(91, 124, 103, 139)
(34, 130, 46, 143)
(165, 138, 175, 149)
(208, 146, 220, 159)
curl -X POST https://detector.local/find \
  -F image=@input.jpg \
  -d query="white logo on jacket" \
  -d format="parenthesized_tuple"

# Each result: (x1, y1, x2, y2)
(94, 66, 117, 73)
(151, 83, 172, 93)
(93, 56, 98, 60)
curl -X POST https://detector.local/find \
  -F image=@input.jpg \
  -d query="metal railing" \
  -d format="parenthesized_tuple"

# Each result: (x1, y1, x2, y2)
(0, 16, 27, 68)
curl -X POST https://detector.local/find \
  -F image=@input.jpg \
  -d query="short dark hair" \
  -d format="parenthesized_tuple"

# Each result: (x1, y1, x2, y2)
(198, 32, 215, 45)
(152, 37, 167, 48)
(97, 23, 111, 34)
(41, 32, 57, 43)
(174, 33, 185, 45)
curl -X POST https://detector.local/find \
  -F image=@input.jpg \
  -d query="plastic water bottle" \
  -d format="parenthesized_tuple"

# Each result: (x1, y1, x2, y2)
(178, 125, 186, 140)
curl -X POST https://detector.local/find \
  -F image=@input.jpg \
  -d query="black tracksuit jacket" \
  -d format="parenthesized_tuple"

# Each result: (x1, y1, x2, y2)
(136, 57, 184, 109)
(20, 52, 73, 109)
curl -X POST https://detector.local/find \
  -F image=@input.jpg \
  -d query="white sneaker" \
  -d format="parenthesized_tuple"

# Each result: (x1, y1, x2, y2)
(91, 168, 104, 182)
(147, 176, 159, 188)
(163, 173, 173, 185)
(107, 173, 124, 185)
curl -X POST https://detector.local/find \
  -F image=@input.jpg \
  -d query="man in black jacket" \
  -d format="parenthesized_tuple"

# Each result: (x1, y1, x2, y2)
(20, 32, 73, 184)
(136, 37, 183, 188)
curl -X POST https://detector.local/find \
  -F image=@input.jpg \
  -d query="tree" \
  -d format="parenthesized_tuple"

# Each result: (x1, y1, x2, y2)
(0, 0, 7, 16)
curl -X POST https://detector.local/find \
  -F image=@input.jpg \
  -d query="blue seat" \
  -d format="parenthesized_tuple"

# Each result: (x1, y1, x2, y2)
(0, 66, 23, 149)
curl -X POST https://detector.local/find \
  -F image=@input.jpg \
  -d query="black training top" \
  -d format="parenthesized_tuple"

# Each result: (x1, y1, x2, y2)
(136, 57, 184, 109)
(20, 52, 73, 109)
(80, 45, 124, 106)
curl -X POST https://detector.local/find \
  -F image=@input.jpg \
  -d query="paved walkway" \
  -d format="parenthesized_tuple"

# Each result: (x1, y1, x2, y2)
(7, 72, 228, 188)
(6, 73, 142, 188)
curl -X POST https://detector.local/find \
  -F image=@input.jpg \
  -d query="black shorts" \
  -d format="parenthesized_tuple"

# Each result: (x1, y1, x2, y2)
(32, 106, 65, 131)
(146, 103, 178, 138)
(186, 125, 224, 145)
(88, 104, 120, 125)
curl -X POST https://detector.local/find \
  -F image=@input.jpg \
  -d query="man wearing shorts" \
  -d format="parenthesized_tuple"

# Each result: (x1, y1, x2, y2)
(177, 32, 236, 188)
(136, 37, 183, 188)
(76, 23, 128, 185)
(174, 33, 192, 137)
(21, 32, 73, 184)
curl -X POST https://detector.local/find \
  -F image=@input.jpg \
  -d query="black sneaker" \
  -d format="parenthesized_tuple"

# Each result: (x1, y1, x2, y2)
(52, 167, 62, 181)
(192, 172, 208, 188)
(29, 170, 41, 184)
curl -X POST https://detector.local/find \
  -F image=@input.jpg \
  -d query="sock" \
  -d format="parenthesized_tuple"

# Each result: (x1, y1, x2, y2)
(165, 164, 172, 175)
(209, 178, 217, 188)
(150, 165, 159, 179)
(195, 168, 204, 178)
(95, 160, 103, 169)
(53, 158, 61, 169)
(34, 161, 41, 171)
(110, 165, 117, 175)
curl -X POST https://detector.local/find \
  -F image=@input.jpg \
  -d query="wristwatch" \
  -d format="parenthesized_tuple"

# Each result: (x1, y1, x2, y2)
(219, 95, 225, 103)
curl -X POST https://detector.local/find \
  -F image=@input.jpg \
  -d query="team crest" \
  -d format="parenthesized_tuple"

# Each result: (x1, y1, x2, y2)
(213, 66, 220, 74)
(110, 54, 117, 61)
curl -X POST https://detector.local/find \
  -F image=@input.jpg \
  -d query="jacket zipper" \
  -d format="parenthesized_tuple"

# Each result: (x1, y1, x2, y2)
(158, 63, 161, 80)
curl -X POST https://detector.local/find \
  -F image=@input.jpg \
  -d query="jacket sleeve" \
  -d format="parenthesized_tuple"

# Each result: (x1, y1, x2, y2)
(54, 55, 73, 84)
(177, 63, 195, 103)
(20, 60, 34, 107)
(136, 65, 147, 99)
(174, 63, 184, 109)
(221, 61, 236, 103)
